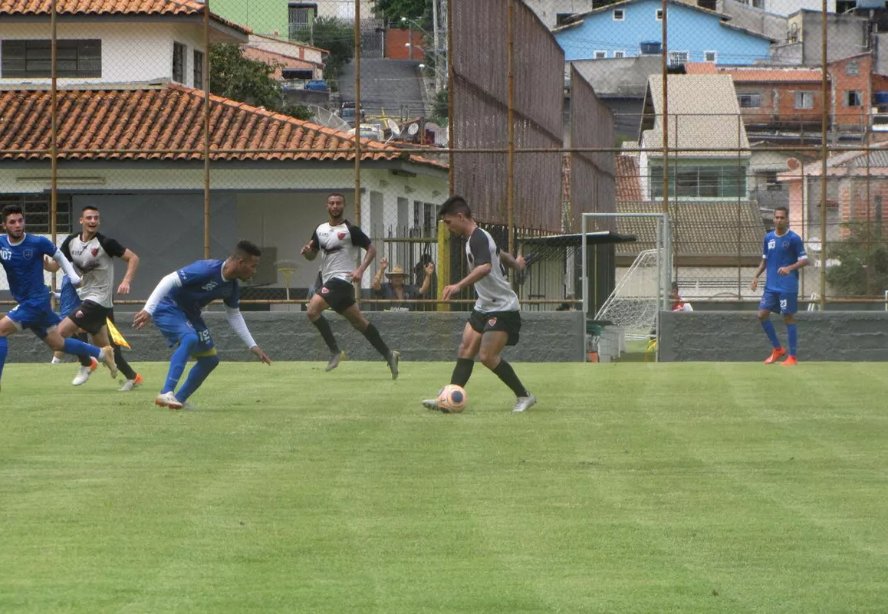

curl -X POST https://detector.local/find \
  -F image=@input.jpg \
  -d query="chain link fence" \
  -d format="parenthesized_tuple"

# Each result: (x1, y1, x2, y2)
(1, 0, 887, 316)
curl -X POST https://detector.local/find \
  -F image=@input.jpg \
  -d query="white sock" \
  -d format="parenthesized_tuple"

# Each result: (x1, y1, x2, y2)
(97, 349, 106, 361)
(51, 357, 62, 364)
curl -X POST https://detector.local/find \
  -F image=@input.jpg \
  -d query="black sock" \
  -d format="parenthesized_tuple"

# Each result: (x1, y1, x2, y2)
(362, 323, 391, 359)
(77, 333, 91, 366)
(113, 344, 138, 380)
(492, 360, 529, 398)
(312, 316, 340, 354)
(450, 357, 474, 387)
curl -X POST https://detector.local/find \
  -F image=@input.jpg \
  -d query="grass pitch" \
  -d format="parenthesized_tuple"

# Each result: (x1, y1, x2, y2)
(1, 360, 887, 613)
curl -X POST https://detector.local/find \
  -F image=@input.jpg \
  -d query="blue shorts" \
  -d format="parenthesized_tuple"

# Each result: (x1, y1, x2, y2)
(59, 283, 81, 319)
(7, 300, 62, 339)
(759, 290, 798, 315)
(153, 303, 215, 355)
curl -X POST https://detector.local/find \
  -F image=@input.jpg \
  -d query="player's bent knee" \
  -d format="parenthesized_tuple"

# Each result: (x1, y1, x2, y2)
(197, 354, 220, 370)
(478, 350, 499, 369)
(179, 331, 201, 349)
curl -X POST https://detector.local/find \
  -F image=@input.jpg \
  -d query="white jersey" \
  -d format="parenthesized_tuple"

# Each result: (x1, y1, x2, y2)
(466, 227, 520, 313)
(60, 232, 126, 308)
(311, 220, 372, 283)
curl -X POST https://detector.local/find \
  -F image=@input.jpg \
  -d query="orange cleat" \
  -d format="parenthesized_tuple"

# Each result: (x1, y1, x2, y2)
(781, 356, 798, 366)
(764, 347, 787, 364)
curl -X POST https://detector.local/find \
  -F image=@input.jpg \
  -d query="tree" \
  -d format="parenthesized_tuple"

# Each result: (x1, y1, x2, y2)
(209, 44, 313, 121)
(372, 0, 427, 22)
(431, 88, 448, 125)
(825, 223, 888, 296)
(292, 16, 354, 84)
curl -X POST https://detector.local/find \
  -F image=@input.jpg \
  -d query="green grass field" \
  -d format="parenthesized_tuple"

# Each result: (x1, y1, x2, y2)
(1, 361, 887, 613)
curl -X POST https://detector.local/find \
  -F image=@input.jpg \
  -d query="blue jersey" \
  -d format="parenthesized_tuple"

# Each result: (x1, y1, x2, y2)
(0, 234, 58, 306)
(763, 230, 807, 294)
(162, 259, 240, 321)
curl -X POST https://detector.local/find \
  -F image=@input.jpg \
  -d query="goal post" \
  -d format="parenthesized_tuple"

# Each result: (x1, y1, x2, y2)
(581, 213, 671, 362)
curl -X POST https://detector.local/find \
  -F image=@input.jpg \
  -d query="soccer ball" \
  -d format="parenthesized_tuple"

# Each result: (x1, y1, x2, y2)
(437, 385, 467, 413)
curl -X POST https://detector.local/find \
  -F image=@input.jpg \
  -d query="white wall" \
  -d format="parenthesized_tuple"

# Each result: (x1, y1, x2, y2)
(0, 21, 208, 87)
(248, 35, 325, 66)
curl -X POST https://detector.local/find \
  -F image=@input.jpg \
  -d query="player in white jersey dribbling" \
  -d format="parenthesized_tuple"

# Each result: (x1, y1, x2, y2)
(422, 196, 536, 413)
(301, 193, 399, 378)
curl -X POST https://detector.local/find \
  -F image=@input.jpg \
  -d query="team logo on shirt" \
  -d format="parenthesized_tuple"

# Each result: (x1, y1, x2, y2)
(92, 248, 100, 256)
(202, 281, 219, 291)
(782, 241, 790, 249)
(337, 232, 347, 240)
(23, 249, 33, 260)
(0, 249, 10, 260)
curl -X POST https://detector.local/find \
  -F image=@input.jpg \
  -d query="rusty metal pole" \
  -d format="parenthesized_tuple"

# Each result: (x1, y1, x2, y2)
(354, 0, 362, 227)
(448, 0, 454, 195)
(203, 0, 212, 259)
(801, 158, 807, 297)
(507, 0, 516, 257)
(661, 0, 669, 216)
(50, 0, 58, 253)
(819, 0, 828, 309)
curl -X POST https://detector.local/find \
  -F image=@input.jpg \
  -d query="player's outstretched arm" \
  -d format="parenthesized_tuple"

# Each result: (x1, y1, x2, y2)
(225, 306, 271, 365)
(498, 251, 526, 271)
(134, 272, 182, 328)
(51, 249, 82, 286)
(442, 263, 492, 301)
(43, 255, 60, 273)
(301, 239, 319, 261)
(117, 249, 140, 295)
(351, 243, 376, 283)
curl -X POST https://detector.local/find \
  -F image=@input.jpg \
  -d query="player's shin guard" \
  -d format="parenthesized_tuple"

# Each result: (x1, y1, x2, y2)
(76, 333, 92, 367)
(761, 319, 781, 349)
(0, 336, 7, 382)
(492, 360, 529, 398)
(787, 324, 798, 358)
(361, 323, 391, 359)
(163, 333, 198, 394)
(450, 357, 474, 387)
(63, 337, 102, 359)
(176, 354, 219, 402)
(312, 316, 340, 354)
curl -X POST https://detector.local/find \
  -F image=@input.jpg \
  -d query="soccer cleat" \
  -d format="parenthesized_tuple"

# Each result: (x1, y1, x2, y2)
(422, 398, 440, 411)
(325, 350, 345, 372)
(72, 357, 98, 386)
(512, 394, 537, 413)
(101, 346, 119, 378)
(781, 356, 798, 366)
(155, 392, 183, 410)
(388, 350, 400, 380)
(764, 347, 787, 365)
(50, 357, 62, 364)
(118, 373, 143, 392)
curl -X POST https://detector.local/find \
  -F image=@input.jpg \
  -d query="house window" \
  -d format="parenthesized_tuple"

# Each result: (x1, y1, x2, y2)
(0, 194, 73, 233)
(613, 9, 625, 20)
(172, 42, 186, 84)
(795, 91, 814, 109)
(738, 93, 762, 108)
(594, 50, 607, 59)
(668, 51, 689, 67)
(698, 0, 717, 9)
(846, 61, 859, 76)
(650, 164, 747, 199)
(845, 90, 863, 107)
(656, 9, 664, 20)
(193, 49, 204, 89)
(704, 50, 718, 63)
(289, 2, 317, 40)
(614, 50, 626, 59)
(1, 39, 101, 78)
(555, 13, 575, 26)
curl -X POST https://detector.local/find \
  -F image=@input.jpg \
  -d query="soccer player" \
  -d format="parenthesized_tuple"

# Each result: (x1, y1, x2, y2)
(133, 240, 272, 409)
(751, 205, 808, 366)
(0, 204, 116, 393)
(300, 193, 399, 378)
(44, 205, 143, 390)
(421, 196, 536, 413)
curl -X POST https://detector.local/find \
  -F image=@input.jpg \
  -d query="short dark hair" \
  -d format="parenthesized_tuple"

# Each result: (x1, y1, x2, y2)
(233, 240, 262, 259)
(327, 192, 346, 202)
(439, 195, 472, 219)
(81, 205, 99, 214)
(774, 206, 789, 216)
(2, 204, 23, 224)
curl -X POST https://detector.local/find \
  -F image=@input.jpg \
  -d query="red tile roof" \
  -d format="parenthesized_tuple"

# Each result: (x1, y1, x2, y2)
(616, 155, 642, 201)
(685, 63, 824, 83)
(0, 84, 442, 168)
(243, 47, 321, 80)
(0, 0, 250, 34)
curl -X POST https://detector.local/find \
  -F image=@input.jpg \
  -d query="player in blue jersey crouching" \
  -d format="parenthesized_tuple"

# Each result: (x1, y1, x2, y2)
(750, 206, 808, 366)
(0, 205, 116, 393)
(133, 240, 272, 410)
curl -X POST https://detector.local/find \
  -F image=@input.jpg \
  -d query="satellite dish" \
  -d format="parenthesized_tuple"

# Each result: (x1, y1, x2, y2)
(407, 123, 420, 136)
(387, 118, 402, 137)
(307, 104, 351, 133)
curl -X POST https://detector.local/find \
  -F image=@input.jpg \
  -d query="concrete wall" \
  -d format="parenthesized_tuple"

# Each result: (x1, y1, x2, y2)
(3, 311, 586, 364)
(659, 310, 888, 361)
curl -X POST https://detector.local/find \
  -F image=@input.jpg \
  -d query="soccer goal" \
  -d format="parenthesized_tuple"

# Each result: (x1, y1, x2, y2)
(581, 212, 671, 361)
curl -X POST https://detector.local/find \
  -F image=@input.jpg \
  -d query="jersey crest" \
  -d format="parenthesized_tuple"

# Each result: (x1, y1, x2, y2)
(337, 232, 347, 240)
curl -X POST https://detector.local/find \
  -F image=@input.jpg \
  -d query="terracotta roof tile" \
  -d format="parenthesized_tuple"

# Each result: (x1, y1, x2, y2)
(0, 0, 250, 34)
(616, 155, 642, 201)
(0, 85, 443, 168)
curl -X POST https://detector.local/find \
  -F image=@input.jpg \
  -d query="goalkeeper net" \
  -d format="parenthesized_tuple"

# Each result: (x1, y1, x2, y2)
(594, 249, 662, 341)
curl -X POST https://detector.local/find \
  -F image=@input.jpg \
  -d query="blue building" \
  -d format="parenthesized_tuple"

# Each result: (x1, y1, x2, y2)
(554, 0, 775, 65)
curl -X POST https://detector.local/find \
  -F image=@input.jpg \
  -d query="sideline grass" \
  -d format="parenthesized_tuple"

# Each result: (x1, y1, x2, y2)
(1, 361, 887, 613)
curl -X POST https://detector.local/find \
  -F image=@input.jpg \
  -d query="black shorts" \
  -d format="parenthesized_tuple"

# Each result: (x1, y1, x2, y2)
(68, 300, 113, 336)
(468, 309, 521, 346)
(317, 278, 356, 314)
